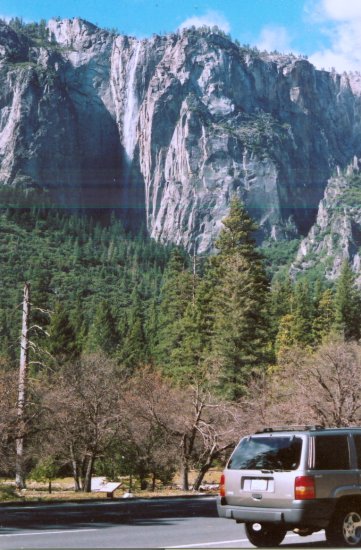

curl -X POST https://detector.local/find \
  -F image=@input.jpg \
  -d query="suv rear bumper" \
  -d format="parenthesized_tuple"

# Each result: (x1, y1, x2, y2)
(217, 498, 333, 528)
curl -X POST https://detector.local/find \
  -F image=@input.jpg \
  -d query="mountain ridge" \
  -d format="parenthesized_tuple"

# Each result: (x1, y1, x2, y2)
(1, 16, 361, 257)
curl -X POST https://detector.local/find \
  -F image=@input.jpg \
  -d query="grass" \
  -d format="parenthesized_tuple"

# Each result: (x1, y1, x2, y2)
(0, 470, 221, 503)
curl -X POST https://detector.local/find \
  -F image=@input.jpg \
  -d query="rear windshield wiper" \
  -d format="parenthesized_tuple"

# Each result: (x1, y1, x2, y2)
(261, 468, 292, 473)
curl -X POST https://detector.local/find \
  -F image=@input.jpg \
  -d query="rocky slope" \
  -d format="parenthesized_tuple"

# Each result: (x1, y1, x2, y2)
(290, 158, 361, 284)
(1, 18, 361, 251)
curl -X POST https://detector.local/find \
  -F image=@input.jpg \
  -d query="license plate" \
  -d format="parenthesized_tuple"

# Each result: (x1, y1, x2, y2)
(250, 479, 268, 491)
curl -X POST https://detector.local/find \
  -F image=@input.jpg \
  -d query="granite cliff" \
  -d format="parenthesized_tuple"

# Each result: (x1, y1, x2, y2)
(291, 158, 361, 284)
(1, 17, 361, 252)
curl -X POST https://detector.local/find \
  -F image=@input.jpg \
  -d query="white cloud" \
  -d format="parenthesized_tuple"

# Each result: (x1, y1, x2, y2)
(308, 0, 361, 71)
(178, 10, 230, 34)
(256, 25, 294, 54)
(321, 0, 361, 21)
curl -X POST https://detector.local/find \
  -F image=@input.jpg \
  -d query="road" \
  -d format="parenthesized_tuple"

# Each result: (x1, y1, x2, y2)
(0, 497, 327, 548)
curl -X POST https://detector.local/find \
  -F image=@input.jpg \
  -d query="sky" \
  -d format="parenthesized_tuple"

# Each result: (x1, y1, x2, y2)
(1, 0, 361, 72)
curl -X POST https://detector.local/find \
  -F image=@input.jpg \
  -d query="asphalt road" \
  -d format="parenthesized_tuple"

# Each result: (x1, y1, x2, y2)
(0, 497, 328, 549)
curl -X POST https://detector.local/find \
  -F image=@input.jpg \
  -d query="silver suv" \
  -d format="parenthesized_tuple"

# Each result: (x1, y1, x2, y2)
(217, 426, 361, 547)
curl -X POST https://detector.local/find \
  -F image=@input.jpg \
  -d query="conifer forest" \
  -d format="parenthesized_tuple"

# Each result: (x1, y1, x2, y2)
(1, 188, 361, 494)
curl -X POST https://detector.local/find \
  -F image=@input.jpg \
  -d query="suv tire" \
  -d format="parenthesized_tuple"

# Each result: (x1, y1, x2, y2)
(326, 506, 361, 547)
(245, 522, 286, 547)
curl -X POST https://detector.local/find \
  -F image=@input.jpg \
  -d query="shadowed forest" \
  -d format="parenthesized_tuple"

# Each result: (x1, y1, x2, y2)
(1, 190, 361, 495)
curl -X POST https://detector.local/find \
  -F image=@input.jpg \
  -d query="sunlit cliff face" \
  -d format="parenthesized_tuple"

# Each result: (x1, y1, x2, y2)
(1, 18, 361, 252)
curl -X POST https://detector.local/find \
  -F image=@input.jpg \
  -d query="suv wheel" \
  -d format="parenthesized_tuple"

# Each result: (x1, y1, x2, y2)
(245, 522, 286, 547)
(326, 507, 361, 547)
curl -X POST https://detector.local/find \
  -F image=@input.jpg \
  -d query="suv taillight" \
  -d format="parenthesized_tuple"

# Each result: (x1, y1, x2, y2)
(219, 474, 226, 497)
(295, 476, 315, 500)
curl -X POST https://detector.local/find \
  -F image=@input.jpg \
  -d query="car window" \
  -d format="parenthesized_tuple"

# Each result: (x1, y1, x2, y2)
(313, 435, 350, 470)
(228, 436, 302, 470)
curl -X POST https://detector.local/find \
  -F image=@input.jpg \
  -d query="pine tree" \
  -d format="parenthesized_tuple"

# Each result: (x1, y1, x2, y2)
(313, 288, 335, 344)
(275, 313, 296, 358)
(47, 303, 79, 362)
(144, 297, 159, 362)
(270, 277, 293, 321)
(333, 261, 361, 340)
(30, 268, 52, 346)
(291, 280, 315, 347)
(86, 301, 119, 355)
(269, 276, 293, 342)
(214, 198, 260, 261)
(210, 198, 271, 399)
(0, 309, 12, 366)
(171, 274, 214, 383)
(155, 250, 194, 374)
(117, 288, 147, 372)
(70, 299, 87, 353)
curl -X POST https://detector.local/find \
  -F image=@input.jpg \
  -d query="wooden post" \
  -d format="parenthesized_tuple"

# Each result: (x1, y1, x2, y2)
(15, 282, 31, 489)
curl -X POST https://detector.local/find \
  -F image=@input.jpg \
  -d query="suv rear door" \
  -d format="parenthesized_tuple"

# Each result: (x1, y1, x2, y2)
(348, 433, 361, 490)
(225, 434, 305, 508)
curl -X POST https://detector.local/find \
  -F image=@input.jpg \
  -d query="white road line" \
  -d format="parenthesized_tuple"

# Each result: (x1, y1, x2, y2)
(167, 539, 250, 548)
(167, 531, 325, 548)
(0, 529, 98, 538)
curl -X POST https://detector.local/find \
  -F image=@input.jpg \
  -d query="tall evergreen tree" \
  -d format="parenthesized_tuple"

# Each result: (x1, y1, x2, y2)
(275, 313, 296, 358)
(333, 261, 361, 340)
(86, 301, 119, 356)
(144, 297, 159, 362)
(117, 288, 147, 372)
(155, 250, 194, 374)
(170, 270, 214, 382)
(70, 299, 87, 353)
(0, 309, 12, 366)
(290, 280, 315, 347)
(47, 303, 79, 362)
(313, 288, 335, 344)
(270, 277, 293, 321)
(209, 198, 271, 399)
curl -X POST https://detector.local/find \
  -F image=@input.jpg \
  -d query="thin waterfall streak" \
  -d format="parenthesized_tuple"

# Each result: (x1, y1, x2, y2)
(123, 41, 141, 163)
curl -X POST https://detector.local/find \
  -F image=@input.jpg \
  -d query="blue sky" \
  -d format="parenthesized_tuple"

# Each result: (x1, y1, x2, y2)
(2, 0, 361, 71)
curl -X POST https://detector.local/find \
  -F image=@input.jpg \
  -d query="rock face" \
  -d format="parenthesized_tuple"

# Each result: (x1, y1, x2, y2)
(1, 18, 361, 250)
(291, 158, 361, 284)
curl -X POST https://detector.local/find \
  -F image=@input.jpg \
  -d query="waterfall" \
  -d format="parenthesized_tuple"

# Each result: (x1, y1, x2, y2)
(123, 41, 141, 163)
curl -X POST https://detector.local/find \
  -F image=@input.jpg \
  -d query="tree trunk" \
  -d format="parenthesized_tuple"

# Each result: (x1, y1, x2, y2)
(15, 283, 31, 490)
(193, 444, 233, 491)
(181, 461, 189, 491)
(180, 435, 190, 490)
(193, 461, 212, 491)
(70, 444, 81, 491)
(151, 472, 156, 492)
(83, 454, 95, 493)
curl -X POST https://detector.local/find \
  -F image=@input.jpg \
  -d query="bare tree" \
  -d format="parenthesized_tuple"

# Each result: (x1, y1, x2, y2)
(241, 358, 316, 431)
(44, 354, 122, 491)
(189, 386, 240, 490)
(257, 340, 361, 429)
(15, 282, 31, 489)
(296, 340, 361, 427)
(123, 367, 240, 490)
(119, 368, 179, 489)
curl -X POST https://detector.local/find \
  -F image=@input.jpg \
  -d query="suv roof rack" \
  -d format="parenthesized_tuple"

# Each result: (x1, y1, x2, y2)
(256, 425, 325, 433)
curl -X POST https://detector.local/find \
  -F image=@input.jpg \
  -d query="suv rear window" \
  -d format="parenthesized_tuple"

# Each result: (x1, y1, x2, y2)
(228, 436, 302, 470)
(313, 435, 350, 470)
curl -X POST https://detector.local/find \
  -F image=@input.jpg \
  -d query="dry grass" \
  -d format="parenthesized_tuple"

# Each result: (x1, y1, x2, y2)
(0, 470, 222, 503)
